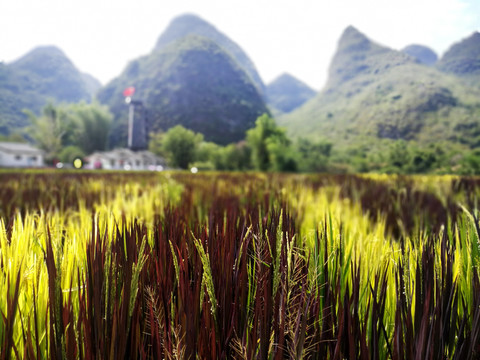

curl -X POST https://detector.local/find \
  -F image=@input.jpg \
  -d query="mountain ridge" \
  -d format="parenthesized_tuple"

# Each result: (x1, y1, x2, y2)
(279, 26, 480, 152)
(10, 46, 94, 103)
(326, 26, 414, 88)
(155, 14, 265, 95)
(436, 31, 480, 87)
(401, 44, 438, 65)
(0, 45, 100, 134)
(266, 73, 316, 114)
(97, 33, 269, 146)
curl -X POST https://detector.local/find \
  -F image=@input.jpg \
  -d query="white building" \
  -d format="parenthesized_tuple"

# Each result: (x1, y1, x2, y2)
(0, 142, 44, 168)
(84, 148, 166, 171)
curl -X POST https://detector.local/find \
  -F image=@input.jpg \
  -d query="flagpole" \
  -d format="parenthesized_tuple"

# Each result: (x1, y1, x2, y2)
(123, 86, 136, 149)
(128, 102, 134, 148)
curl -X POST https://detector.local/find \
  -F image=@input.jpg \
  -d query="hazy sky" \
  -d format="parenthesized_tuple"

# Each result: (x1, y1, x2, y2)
(1, 0, 479, 90)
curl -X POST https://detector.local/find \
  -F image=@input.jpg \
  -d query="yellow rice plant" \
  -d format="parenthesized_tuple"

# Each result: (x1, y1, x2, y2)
(288, 183, 400, 331)
(0, 172, 184, 355)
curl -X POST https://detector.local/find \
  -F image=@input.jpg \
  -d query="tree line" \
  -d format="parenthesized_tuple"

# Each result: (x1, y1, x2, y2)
(4, 102, 112, 164)
(5, 102, 480, 174)
(150, 113, 332, 173)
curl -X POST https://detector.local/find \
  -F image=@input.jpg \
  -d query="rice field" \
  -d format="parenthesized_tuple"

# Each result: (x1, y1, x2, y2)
(0, 171, 479, 359)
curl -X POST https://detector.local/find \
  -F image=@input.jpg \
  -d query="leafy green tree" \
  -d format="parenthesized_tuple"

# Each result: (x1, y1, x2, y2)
(58, 145, 85, 164)
(208, 142, 252, 171)
(246, 114, 294, 171)
(223, 142, 251, 170)
(196, 142, 222, 164)
(148, 131, 166, 157)
(267, 138, 298, 172)
(160, 125, 203, 169)
(296, 138, 332, 172)
(66, 102, 112, 154)
(380, 141, 448, 174)
(460, 149, 480, 174)
(26, 102, 112, 163)
(25, 103, 69, 163)
(190, 142, 222, 171)
(384, 140, 411, 173)
(408, 148, 437, 173)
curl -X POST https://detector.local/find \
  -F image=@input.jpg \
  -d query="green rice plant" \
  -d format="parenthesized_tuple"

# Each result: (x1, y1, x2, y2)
(192, 233, 218, 333)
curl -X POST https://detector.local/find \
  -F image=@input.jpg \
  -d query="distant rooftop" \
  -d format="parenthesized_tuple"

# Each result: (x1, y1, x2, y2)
(85, 148, 166, 165)
(0, 142, 43, 154)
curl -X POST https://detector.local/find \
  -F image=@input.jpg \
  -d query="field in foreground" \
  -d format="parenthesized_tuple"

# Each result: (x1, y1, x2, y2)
(1, 171, 480, 359)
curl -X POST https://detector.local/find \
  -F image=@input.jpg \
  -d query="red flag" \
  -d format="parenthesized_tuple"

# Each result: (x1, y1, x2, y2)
(123, 86, 135, 97)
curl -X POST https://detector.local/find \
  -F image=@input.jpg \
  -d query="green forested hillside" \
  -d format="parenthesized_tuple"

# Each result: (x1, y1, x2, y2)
(0, 46, 100, 134)
(97, 35, 268, 146)
(10, 46, 95, 103)
(279, 27, 480, 153)
(155, 14, 265, 95)
(0, 62, 43, 132)
(80, 72, 102, 96)
(436, 31, 480, 87)
(266, 73, 316, 114)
